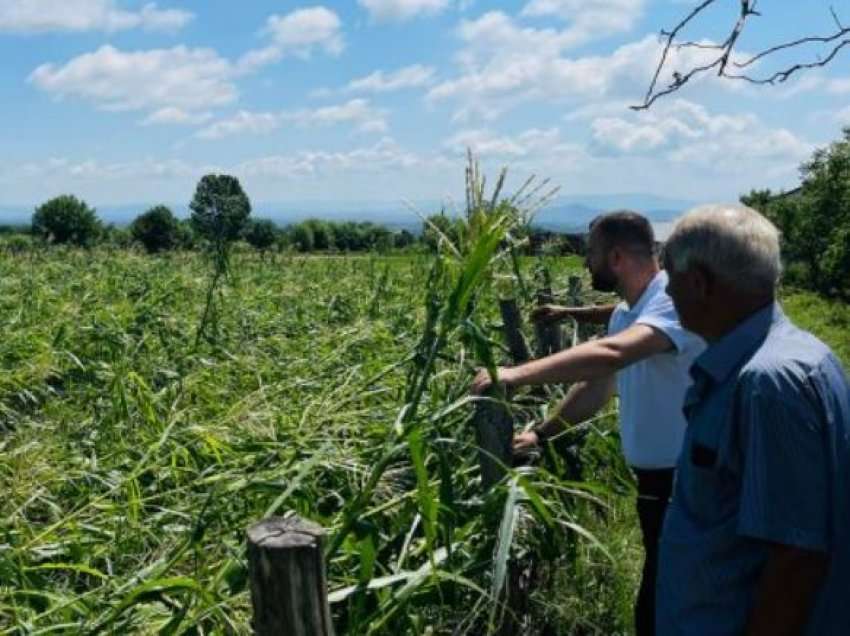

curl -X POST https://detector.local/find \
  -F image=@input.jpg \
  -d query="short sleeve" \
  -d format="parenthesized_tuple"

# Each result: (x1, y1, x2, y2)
(607, 302, 627, 336)
(635, 291, 700, 355)
(736, 372, 830, 552)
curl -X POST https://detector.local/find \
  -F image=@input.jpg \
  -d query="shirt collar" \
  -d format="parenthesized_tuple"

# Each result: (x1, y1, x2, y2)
(692, 301, 784, 385)
(624, 270, 667, 313)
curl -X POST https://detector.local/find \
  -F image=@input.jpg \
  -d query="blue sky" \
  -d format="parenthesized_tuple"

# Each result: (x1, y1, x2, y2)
(1, 0, 849, 211)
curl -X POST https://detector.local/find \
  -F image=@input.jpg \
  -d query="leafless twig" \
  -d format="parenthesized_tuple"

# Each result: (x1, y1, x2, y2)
(634, 1, 850, 110)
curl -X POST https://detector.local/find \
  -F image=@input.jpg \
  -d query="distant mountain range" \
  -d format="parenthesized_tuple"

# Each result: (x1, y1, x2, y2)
(0, 193, 695, 233)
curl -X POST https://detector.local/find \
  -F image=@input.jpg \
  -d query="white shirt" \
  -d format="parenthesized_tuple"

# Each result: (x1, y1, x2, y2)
(608, 271, 705, 469)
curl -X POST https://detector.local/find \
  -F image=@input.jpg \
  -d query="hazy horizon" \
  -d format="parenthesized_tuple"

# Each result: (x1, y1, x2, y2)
(0, 191, 698, 229)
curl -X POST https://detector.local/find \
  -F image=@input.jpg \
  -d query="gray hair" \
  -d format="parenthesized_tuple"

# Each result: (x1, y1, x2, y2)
(665, 204, 782, 294)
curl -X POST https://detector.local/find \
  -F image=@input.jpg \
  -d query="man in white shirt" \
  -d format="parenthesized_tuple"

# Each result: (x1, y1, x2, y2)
(470, 211, 704, 636)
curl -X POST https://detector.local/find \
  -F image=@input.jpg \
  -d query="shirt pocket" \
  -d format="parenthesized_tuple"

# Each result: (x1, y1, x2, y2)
(679, 440, 735, 525)
(691, 442, 717, 468)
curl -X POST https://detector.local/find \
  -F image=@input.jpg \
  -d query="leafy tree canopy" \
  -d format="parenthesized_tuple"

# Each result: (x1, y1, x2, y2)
(32, 195, 101, 247)
(189, 174, 251, 248)
(742, 126, 850, 297)
(131, 205, 180, 253)
(245, 219, 278, 252)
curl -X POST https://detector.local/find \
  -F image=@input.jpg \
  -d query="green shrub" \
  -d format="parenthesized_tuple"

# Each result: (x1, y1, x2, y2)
(32, 195, 101, 247)
(131, 206, 181, 253)
(245, 219, 278, 253)
(743, 127, 850, 297)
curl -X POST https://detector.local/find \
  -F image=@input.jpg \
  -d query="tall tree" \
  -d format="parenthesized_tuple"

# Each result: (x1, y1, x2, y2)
(189, 174, 252, 256)
(131, 206, 180, 253)
(189, 174, 251, 346)
(742, 127, 850, 297)
(32, 195, 101, 247)
(245, 219, 278, 254)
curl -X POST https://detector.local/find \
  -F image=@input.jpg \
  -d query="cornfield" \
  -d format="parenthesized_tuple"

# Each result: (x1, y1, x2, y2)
(1, 169, 643, 635)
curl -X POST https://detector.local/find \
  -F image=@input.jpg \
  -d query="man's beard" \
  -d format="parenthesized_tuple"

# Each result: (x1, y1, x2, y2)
(590, 267, 618, 292)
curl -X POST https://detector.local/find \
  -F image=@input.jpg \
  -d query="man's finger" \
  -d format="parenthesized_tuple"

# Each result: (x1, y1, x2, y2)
(470, 370, 491, 395)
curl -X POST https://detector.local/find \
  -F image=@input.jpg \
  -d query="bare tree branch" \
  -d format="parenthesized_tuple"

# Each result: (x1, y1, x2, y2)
(640, 0, 719, 108)
(634, 2, 850, 110)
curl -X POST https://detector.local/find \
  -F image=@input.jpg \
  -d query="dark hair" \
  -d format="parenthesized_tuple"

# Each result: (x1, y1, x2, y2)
(589, 210, 655, 257)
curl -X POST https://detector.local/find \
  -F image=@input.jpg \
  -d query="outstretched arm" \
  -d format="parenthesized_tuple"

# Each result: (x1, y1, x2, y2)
(514, 375, 616, 450)
(470, 324, 674, 395)
(531, 303, 617, 326)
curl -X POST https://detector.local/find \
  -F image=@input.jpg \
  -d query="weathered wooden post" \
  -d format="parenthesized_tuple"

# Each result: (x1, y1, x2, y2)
(474, 385, 514, 491)
(498, 298, 532, 364)
(567, 275, 582, 306)
(533, 287, 563, 358)
(247, 516, 334, 636)
(567, 275, 585, 347)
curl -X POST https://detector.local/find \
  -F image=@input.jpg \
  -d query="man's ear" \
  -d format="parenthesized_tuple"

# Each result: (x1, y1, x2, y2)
(691, 264, 714, 300)
(607, 245, 622, 270)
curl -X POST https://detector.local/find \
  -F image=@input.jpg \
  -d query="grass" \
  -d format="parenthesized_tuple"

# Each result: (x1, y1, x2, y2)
(0, 244, 846, 635)
(781, 287, 850, 367)
(0, 245, 619, 634)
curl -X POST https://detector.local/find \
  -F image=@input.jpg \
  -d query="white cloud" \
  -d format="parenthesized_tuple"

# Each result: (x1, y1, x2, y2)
(827, 78, 850, 94)
(587, 99, 813, 169)
(443, 127, 561, 157)
(563, 101, 633, 122)
(0, 0, 193, 34)
(196, 99, 389, 139)
(591, 118, 671, 152)
(29, 45, 237, 115)
(6, 139, 430, 188)
(520, 0, 645, 44)
(141, 107, 213, 126)
(282, 99, 388, 133)
(347, 65, 436, 92)
(747, 73, 850, 100)
(235, 138, 424, 179)
(7, 139, 430, 187)
(15, 156, 200, 181)
(238, 6, 343, 73)
(196, 110, 280, 139)
(1, 148, 415, 204)
(358, 0, 449, 22)
(265, 7, 343, 56)
(429, 27, 747, 121)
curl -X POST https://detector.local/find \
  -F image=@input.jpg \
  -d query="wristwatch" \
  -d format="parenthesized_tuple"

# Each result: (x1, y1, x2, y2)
(531, 423, 555, 444)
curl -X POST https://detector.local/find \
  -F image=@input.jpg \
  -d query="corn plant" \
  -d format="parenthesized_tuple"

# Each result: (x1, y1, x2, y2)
(0, 158, 643, 635)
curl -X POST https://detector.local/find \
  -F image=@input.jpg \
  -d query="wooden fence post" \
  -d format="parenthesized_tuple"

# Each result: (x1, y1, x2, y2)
(498, 298, 532, 365)
(533, 287, 563, 358)
(247, 516, 334, 636)
(474, 386, 514, 491)
(566, 275, 587, 346)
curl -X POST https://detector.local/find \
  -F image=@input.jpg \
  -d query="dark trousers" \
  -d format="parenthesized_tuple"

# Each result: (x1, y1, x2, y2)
(633, 467, 675, 636)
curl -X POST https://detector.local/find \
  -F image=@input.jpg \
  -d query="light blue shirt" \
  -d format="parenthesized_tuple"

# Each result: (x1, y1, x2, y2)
(657, 303, 850, 635)
(608, 271, 705, 468)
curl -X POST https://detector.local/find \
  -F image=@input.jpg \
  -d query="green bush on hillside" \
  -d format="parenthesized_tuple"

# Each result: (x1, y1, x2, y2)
(245, 219, 278, 253)
(743, 127, 850, 297)
(32, 195, 102, 247)
(131, 206, 181, 254)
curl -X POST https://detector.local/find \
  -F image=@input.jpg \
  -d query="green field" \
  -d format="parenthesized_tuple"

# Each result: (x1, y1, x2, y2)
(0, 247, 846, 634)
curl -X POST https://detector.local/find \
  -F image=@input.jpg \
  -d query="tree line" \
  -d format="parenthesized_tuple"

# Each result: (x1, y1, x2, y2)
(6, 126, 850, 297)
(741, 127, 850, 298)
(13, 176, 421, 255)
(9, 174, 575, 257)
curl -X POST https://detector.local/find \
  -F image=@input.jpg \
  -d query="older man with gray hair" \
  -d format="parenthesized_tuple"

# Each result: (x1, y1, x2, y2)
(657, 204, 850, 635)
